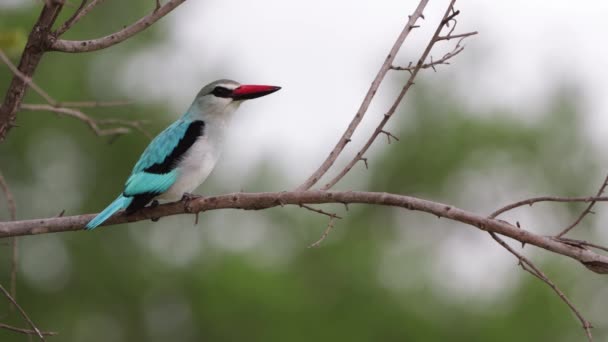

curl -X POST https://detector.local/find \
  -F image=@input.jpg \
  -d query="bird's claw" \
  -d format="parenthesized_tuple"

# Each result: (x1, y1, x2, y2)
(181, 192, 200, 202)
(150, 200, 160, 222)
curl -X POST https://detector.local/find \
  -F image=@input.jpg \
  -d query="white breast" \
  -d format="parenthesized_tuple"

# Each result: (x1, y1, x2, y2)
(157, 135, 220, 201)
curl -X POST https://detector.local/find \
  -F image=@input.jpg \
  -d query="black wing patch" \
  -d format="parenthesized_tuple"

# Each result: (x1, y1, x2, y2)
(144, 120, 205, 175)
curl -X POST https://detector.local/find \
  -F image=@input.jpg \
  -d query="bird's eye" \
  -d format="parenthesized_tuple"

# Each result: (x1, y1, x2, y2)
(212, 86, 232, 98)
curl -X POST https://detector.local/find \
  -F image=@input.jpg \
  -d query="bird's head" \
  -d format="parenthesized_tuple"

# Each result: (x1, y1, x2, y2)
(189, 79, 281, 120)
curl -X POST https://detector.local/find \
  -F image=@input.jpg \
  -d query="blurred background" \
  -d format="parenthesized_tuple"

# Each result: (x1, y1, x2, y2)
(1, 0, 607, 341)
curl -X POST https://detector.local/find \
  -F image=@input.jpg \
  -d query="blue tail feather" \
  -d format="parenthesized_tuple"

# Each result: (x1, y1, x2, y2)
(86, 195, 132, 230)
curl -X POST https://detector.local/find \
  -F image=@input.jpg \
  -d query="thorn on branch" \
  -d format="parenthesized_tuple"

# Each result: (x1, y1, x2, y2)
(359, 157, 369, 169)
(299, 204, 342, 220)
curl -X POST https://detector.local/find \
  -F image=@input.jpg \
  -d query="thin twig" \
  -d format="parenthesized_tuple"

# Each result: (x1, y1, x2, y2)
(489, 196, 608, 219)
(55, 100, 132, 108)
(2, 49, 139, 137)
(0, 323, 57, 336)
(51, 0, 187, 53)
(0, 50, 55, 105)
(390, 35, 472, 72)
(0, 172, 17, 310)
(436, 31, 478, 41)
(556, 174, 608, 238)
(308, 217, 337, 248)
(490, 233, 593, 341)
(55, 0, 107, 36)
(97, 118, 152, 139)
(554, 237, 608, 254)
(295, 0, 430, 191)
(20, 104, 141, 137)
(299, 204, 342, 219)
(0, 284, 45, 341)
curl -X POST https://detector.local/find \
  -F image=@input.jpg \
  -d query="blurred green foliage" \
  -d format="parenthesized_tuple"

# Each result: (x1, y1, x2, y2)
(0, 2, 605, 342)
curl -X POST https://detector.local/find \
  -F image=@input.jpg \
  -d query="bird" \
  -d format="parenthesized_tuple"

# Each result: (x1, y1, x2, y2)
(85, 79, 281, 230)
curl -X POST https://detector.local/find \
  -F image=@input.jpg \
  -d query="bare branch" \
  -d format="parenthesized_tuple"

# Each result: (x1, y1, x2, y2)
(0, 2, 65, 140)
(0, 284, 45, 341)
(308, 217, 337, 248)
(19, 104, 135, 137)
(489, 195, 608, 219)
(299, 204, 342, 219)
(555, 237, 608, 254)
(0, 171, 17, 310)
(437, 31, 478, 42)
(50, 0, 187, 53)
(0, 172, 16, 221)
(322, 0, 477, 190)
(0, 49, 55, 105)
(58, 100, 132, 108)
(295, 0, 430, 191)
(490, 233, 593, 341)
(1, 191, 608, 275)
(55, 0, 108, 36)
(0, 323, 57, 336)
(556, 173, 608, 238)
(390, 35, 473, 72)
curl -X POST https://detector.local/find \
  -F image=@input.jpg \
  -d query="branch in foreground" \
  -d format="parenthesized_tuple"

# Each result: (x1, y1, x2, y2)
(1, 191, 608, 274)
(294, 0, 430, 191)
(50, 0, 187, 53)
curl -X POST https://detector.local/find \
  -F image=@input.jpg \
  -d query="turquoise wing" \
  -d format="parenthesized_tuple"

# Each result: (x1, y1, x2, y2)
(123, 171, 178, 196)
(131, 120, 190, 173)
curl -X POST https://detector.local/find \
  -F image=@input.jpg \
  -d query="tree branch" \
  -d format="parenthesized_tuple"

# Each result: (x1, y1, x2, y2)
(489, 233, 593, 341)
(19, 104, 139, 137)
(0, 170, 18, 312)
(294, 0, 430, 191)
(1, 190, 608, 274)
(55, 0, 108, 36)
(489, 195, 608, 219)
(0, 1, 64, 141)
(0, 284, 45, 341)
(556, 173, 608, 238)
(0, 323, 57, 337)
(50, 0, 187, 53)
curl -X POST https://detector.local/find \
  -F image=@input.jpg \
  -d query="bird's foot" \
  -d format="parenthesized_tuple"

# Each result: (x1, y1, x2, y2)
(150, 200, 160, 222)
(181, 192, 201, 202)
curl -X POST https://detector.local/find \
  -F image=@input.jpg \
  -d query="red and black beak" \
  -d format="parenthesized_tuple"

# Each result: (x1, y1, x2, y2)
(231, 84, 281, 100)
